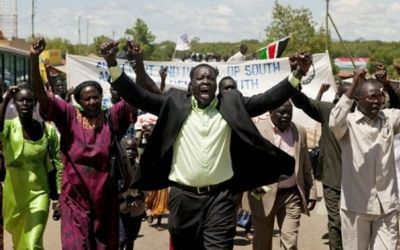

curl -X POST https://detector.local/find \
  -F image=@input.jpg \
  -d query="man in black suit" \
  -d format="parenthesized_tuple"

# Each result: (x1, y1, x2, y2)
(101, 41, 312, 250)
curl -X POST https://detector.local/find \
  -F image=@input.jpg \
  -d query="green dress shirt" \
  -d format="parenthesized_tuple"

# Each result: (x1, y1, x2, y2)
(168, 97, 233, 187)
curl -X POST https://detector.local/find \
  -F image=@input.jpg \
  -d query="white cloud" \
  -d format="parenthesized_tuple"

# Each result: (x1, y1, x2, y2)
(210, 4, 233, 16)
(329, 0, 400, 41)
(15, 0, 400, 44)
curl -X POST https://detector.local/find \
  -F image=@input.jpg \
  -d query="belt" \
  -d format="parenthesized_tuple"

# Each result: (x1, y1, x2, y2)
(173, 180, 231, 195)
(277, 185, 298, 194)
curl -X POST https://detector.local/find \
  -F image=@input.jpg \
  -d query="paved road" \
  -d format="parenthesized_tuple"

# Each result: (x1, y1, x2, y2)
(5, 182, 330, 249)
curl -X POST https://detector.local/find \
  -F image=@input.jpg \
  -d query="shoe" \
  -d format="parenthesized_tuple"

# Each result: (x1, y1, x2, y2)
(147, 215, 154, 224)
(156, 224, 164, 231)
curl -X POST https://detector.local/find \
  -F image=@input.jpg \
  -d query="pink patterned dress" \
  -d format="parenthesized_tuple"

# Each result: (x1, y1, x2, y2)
(48, 97, 130, 249)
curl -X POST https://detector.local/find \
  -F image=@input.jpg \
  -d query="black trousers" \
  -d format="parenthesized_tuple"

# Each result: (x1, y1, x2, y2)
(119, 213, 143, 250)
(323, 185, 343, 250)
(168, 186, 237, 250)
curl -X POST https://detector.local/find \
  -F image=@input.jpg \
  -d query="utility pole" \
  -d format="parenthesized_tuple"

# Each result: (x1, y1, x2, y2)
(78, 16, 81, 54)
(86, 19, 89, 45)
(31, 0, 35, 39)
(14, 0, 18, 37)
(325, 0, 329, 51)
(112, 29, 115, 40)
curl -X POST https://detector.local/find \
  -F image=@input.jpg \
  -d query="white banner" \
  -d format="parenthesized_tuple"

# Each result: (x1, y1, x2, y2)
(66, 52, 335, 129)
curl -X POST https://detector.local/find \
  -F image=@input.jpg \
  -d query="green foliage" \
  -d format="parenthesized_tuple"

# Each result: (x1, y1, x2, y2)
(125, 18, 156, 59)
(265, 1, 327, 55)
(45, 37, 75, 56)
(330, 40, 400, 78)
(148, 40, 175, 61)
(90, 35, 112, 56)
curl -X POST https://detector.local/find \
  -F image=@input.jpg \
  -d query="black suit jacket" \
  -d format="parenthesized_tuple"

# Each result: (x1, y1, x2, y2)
(112, 72, 297, 192)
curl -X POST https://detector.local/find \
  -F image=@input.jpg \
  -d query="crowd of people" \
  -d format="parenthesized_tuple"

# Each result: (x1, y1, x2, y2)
(0, 36, 400, 250)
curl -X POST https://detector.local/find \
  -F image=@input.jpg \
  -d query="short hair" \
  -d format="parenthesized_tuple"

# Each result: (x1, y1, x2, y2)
(219, 76, 236, 85)
(14, 84, 36, 103)
(73, 80, 103, 103)
(355, 78, 382, 97)
(271, 100, 292, 113)
(189, 63, 218, 80)
(218, 76, 237, 92)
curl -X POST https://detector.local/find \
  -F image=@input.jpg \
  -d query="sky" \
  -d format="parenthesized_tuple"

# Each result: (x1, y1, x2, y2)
(6, 0, 400, 44)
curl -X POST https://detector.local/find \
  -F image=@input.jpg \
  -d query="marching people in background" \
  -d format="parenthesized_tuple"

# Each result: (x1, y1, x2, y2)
(291, 62, 400, 249)
(248, 100, 317, 250)
(329, 69, 400, 249)
(126, 42, 170, 230)
(219, 76, 253, 240)
(373, 63, 400, 108)
(140, 124, 169, 231)
(0, 85, 62, 249)
(218, 76, 238, 93)
(291, 78, 349, 250)
(118, 136, 145, 250)
(31, 38, 133, 249)
(101, 40, 312, 250)
(227, 44, 248, 62)
(44, 64, 73, 103)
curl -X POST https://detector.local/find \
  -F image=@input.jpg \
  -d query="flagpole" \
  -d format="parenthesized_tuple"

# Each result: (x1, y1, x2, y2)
(328, 13, 356, 69)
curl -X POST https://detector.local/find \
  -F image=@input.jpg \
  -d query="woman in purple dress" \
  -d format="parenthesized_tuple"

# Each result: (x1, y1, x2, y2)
(30, 39, 131, 249)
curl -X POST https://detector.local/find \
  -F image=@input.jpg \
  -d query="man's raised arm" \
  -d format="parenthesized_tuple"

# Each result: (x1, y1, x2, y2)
(100, 41, 164, 115)
(329, 69, 366, 141)
(242, 52, 313, 117)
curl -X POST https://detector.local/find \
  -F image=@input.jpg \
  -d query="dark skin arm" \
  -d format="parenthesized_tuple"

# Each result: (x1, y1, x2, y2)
(126, 41, 163, 95)
(375, 64, 400, 109)
(159, 66, 167, 92)
(288, 52, 313, 78)
(101, 40, 164, 115)
(345, 69, 367, 99)
(65, 87, 74, 103)
(316, 83, 330, 101)
(0, 87, 19, 132)
(30, 38, 50, 113)
(44, 62, 54, 90)
(243, 52, 313, 117)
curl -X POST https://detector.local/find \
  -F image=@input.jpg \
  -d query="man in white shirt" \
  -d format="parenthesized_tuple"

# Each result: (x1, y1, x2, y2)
(329, 70, 399, 250)
(227, 44, 248, 62)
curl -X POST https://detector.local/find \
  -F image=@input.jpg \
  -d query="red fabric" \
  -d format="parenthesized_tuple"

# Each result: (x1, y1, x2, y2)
(48, 98, 131, 249)
(267, 43, 277, 59)
(170, 237, 174, 250)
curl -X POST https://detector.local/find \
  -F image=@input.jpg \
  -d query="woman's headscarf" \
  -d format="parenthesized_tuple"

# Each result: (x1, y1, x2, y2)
(73, 81, 103, 104)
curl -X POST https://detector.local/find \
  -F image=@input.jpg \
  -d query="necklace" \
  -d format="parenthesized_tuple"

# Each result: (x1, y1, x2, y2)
(76, 109, 104, 130)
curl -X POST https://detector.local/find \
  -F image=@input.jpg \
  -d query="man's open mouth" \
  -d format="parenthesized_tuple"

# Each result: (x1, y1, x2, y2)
(200, 86, 210, 98)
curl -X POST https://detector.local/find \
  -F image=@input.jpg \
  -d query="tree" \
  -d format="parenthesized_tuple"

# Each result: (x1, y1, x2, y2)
(125, 18, 156, 59)
(148, 40, 175, 61)
(265, 1, 327, 54)
(45, 37, 75, 56)
(90, 35, 112, 56)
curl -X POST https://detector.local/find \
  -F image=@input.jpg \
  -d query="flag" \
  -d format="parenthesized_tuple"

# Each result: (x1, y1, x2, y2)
(259, 36, 290, 59)
(175, 34, 191, 51)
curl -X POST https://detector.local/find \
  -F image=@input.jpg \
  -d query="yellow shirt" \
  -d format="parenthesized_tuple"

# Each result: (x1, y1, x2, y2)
(168, 97, 233, 187)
